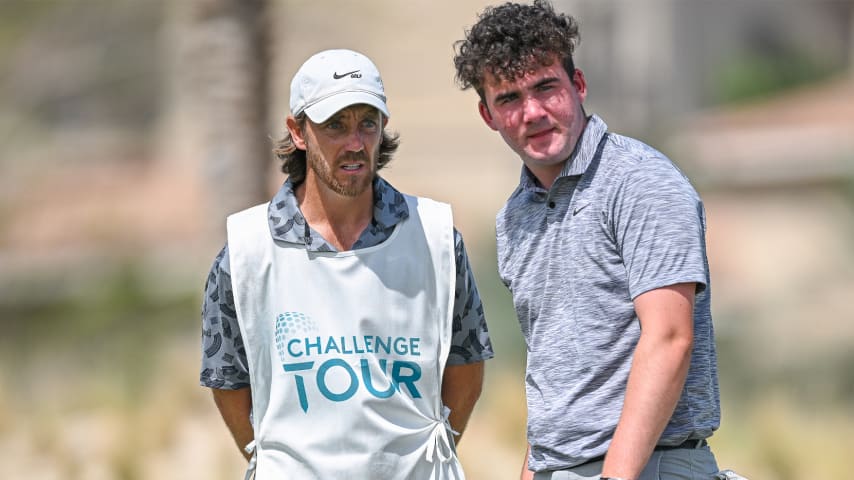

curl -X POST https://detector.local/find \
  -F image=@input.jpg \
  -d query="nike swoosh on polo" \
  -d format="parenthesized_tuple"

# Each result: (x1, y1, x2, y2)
(573, 204, 589, 216)
(333, 70, 360, 79)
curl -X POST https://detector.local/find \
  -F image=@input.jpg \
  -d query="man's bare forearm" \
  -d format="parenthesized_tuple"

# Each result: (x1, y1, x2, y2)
(441, 361, 485, 445)
(212, 387, 254, 461)
(601, 283, 695, 479)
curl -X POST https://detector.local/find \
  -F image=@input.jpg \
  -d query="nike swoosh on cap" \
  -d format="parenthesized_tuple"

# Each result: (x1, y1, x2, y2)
(333, 70, 360, 79)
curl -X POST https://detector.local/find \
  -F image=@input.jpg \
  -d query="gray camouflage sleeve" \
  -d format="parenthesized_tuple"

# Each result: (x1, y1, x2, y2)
(448, 228, 495, 366)
(199, 245, 251, 390)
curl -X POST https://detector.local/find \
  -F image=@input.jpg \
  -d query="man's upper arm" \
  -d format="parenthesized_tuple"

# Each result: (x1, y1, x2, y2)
(633, 282, 696, 340)
(442, 362, 485, 400)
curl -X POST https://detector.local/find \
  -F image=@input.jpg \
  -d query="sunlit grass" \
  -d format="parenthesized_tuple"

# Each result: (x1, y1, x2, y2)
(712, 391, 853, 480)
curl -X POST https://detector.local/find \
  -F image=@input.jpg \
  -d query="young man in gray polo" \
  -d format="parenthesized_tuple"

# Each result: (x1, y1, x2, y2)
(454, 2, 721, 479)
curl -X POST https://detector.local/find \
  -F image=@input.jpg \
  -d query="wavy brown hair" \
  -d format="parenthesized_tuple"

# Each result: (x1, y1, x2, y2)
(453, 0, 580, 102)
(272, 112, 401, 184)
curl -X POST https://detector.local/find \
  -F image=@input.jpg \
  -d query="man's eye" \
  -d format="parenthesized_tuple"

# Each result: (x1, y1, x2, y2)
(497, 95, 517, 105)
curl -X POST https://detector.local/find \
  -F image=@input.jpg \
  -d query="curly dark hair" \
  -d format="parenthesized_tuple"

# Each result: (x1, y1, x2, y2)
(453, 0, 580, 101)
(272, 112, 401, 185)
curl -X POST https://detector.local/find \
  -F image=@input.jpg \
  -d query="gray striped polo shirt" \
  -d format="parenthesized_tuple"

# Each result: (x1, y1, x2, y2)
(497, 114, 720, 472)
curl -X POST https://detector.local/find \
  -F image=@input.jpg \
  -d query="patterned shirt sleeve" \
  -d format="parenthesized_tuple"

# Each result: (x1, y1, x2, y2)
(448, 228, 494, 366)
(199, 245, 251, 390)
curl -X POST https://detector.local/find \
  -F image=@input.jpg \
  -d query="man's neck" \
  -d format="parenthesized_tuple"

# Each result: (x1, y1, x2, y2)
(294, 179, 374, 251)
(526, 163, 566, 191)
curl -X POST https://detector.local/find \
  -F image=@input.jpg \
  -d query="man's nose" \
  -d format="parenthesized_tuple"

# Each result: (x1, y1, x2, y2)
(345, 129, 366, 152)
(522, 97, 546, 123)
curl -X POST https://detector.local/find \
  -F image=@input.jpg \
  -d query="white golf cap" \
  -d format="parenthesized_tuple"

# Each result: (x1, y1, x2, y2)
(289, 49, 390, 123)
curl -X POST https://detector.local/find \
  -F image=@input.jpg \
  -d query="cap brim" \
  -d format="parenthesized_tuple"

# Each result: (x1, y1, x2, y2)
(303, 92, 390, 123)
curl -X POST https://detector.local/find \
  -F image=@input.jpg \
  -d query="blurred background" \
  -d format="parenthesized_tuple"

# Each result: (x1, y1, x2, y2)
(1, 0, 853, 478)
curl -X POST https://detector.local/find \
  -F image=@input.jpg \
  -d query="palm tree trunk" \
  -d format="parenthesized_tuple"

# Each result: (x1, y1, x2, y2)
(175, 0, 271, 219)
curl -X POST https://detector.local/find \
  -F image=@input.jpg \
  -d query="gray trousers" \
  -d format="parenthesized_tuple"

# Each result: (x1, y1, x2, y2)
(533, 445, 719, 480)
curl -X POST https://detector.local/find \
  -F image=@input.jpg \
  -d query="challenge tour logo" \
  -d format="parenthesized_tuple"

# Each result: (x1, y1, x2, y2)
(275, 312, 424, 412)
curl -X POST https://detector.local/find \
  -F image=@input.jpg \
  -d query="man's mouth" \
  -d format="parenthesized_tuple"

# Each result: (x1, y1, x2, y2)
(339, 152, 368, 172)
(527, 128, 554, 140)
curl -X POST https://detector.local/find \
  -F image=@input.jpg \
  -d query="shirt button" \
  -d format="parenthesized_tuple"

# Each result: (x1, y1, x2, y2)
(548, 201, 556, 208)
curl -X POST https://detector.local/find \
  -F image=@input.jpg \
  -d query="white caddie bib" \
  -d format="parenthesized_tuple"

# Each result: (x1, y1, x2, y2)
(227, 194, 463, 480)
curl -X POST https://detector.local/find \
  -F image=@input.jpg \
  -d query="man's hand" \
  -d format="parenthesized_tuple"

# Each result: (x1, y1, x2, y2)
(520, 443, 534, 480)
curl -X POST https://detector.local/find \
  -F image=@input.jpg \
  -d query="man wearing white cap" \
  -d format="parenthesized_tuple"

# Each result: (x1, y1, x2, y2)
(199, 49, 493, 479)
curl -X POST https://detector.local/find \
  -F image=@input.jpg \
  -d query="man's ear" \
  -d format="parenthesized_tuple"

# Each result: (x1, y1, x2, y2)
(286, 116, 307, 150)
(478, 101, 498, 131)
(572, 68, 588, 103)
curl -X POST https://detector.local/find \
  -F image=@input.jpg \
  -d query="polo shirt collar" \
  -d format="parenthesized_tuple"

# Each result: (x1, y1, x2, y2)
(560, 114, 608, 178)
(266, 176, 409, 250)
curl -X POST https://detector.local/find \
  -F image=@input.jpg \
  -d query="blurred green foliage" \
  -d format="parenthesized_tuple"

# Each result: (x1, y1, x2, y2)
(0, 260, 198, 408)
(0, 0, 53, 59)
(713, 49, 838, 104)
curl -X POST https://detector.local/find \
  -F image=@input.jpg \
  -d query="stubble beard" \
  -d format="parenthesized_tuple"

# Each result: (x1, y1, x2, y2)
(307, 149, 376, 198)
